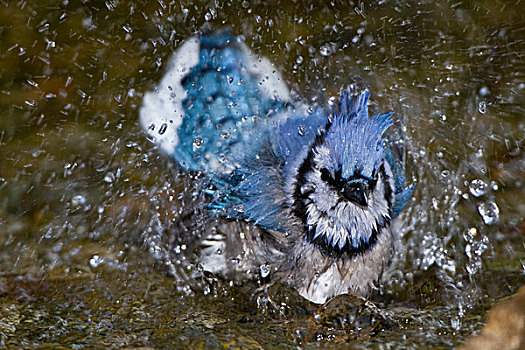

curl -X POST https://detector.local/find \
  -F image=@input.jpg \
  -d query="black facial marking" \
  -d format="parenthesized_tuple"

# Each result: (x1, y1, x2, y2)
(292, 136, 324, 228)
(307, 221, 389, 258)
(341, 181, 368, 206)
(292, 119, 335, 233)
(378, 163, 393, 214)
(320, 167, 331, 182)
(319, 167, 377, 207)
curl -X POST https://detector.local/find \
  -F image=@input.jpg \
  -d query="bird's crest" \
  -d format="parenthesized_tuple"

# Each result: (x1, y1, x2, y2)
(323, 90, 393, 179)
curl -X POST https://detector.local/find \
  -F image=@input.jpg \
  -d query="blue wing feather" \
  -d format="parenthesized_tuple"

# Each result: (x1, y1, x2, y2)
(207, 105, 328, 232)
(208, 128, 290, 231)
(175, 28, 288, 172)
(277, 107, 326, 161)
(384, 141, 414, 218)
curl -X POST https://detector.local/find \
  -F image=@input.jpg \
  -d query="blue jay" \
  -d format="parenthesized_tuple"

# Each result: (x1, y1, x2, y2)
(140, 28, 413, 304)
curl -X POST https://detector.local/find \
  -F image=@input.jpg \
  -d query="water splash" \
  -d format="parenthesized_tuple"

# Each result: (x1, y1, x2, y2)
(260, 263, 270, 278)
(478, 101, 487, 114)
(89, 255, 105, 268)
(477, 202, 500, 225)
(463, 228, 489, 275)
(469, 179, 487, 197)
(319, 44, 333, 56)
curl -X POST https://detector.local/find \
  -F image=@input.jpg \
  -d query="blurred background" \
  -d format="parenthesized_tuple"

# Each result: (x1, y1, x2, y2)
(0, 0, 523, 348)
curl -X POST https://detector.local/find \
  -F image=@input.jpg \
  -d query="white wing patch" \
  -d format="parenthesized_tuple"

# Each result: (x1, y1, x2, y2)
(139, 37, 200, 155)
(242, 43, 290, 103)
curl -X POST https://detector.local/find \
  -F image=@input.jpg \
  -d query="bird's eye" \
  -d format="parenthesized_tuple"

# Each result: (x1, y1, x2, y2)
(320, 168, 331, 182)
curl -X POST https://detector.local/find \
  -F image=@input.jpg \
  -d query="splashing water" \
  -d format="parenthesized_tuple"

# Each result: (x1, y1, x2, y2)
(469, 179, 487, 197)
(0, 0, 523, 348)
(477, 202, 500, 225)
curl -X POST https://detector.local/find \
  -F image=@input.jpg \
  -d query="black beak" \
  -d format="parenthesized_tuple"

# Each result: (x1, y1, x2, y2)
(342, 182, 368, 206)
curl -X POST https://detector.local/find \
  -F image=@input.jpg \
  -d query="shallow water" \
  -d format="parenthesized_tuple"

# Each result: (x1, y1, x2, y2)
(1, 0, 524, 348)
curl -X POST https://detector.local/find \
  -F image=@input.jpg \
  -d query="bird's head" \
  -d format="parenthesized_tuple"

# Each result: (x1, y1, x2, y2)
(293, 91, 395, 256)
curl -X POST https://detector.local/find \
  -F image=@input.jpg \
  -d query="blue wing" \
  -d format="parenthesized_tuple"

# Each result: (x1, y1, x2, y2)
(140, 28, 291, 173)
(384, 136, 414, 218)
(176, 29, 292, 172)
(208, 106, 327, 232)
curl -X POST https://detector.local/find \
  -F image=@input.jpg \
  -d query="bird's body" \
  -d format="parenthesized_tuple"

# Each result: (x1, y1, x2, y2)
(140, 29, 413, 304)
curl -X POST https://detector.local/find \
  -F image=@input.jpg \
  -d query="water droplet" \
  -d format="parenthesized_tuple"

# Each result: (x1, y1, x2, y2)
(260, 263, 270, 278)
(478, 86, 490, 96)
(71, 195, 86, 207)
(193, 137, 203, 148)
(296, 56, 303, 64)
(477, 202, 499, 225)
(104, 173, 114, 183)
(297, 124, 307, 135)
(89, 255, 104, 268)
(441, 169, 450, 177)
(146, 134, 157, 143)
(478, 101, 486, 114)
(158, 123, 167, 135)
(469, 179, 487, 197)
(464, 230, 489, 275)
(451, 318, 461, 331)
(319, 44, 332, 56)
(466, 259, 482, 275)
(233, 204, 244, 213)
(45, 39, 56, 49)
